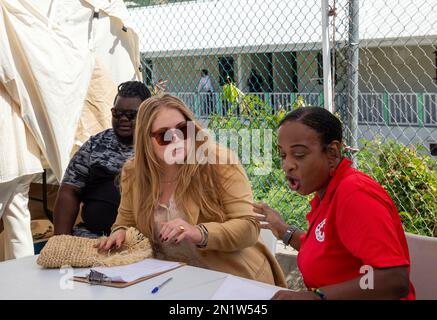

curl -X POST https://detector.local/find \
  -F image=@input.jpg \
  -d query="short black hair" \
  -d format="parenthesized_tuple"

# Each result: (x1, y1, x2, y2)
(201, 69, 208, 76)
(279, 106, 343, 146)
(114, 81, 151, 104)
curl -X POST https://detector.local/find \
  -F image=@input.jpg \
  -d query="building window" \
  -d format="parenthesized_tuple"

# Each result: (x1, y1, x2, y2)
(141, 57, 153, 86)
(218, 56, 235, 86)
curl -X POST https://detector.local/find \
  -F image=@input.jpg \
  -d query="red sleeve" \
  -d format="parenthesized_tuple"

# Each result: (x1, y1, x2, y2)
(336, 190, 409, 269)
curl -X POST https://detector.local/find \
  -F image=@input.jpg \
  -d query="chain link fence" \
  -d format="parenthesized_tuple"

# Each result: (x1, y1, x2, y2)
(127, 0, 436, 237)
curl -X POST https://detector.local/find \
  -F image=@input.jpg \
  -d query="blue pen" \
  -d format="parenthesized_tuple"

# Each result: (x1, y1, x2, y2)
(151, 277, 173, 294)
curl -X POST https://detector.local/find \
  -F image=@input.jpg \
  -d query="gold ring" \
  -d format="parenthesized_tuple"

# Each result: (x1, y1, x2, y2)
(179, 225, 185, 232)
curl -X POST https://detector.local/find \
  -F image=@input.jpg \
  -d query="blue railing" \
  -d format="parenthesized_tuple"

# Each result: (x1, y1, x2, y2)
(170, 92, 437, 127)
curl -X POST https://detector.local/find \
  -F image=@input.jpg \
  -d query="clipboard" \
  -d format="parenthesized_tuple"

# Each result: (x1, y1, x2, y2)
(73, 260, 185, 288)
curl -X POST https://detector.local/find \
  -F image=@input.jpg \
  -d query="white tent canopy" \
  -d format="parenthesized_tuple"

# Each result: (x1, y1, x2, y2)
(0, 0, 141, 183)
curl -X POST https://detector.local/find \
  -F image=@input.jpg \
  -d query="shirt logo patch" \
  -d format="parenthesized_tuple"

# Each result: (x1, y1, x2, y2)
(315, 218, 326, 242)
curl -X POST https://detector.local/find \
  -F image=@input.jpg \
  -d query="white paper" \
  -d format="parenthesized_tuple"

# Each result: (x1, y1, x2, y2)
(74, 259, 182, 283)
(211, 276, 282, 300)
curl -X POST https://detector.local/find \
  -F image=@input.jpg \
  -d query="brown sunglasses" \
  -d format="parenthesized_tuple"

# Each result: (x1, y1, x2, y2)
(150, 122, 189, 146)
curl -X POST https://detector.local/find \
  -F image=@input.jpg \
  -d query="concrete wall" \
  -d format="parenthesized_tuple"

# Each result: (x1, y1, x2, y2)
(359, 45, 437, 93)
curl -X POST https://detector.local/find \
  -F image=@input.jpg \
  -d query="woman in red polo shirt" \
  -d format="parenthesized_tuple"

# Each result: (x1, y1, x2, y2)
(253, 106, 415, 300)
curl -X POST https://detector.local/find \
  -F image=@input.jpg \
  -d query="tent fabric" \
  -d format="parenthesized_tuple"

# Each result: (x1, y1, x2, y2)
(86, 0, 142, 83)
(73, 58, 117, 156)
(0, 0, 141, 183)
(0, 0, 94, 182)
(0, 84, 43, 183)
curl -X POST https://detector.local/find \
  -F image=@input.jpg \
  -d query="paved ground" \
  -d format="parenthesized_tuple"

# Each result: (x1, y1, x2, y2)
(274, 241, 305, 290)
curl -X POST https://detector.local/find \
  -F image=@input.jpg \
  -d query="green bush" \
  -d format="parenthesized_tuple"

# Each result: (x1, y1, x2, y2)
(357, 138, 437, 237)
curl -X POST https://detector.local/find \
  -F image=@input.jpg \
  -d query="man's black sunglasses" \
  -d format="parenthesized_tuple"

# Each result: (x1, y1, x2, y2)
(111, 108, 138, 121)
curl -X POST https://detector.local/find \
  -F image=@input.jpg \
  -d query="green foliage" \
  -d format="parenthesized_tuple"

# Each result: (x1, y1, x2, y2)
(357, 138, 437, 237)
(292, 95, 308, 109)
(222, 80, 242, 107)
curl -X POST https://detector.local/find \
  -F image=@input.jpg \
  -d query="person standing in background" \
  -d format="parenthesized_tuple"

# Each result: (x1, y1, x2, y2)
(197, 69, 215, 113)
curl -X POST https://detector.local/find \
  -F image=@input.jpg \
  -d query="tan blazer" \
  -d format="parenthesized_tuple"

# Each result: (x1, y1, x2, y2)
(113, 161, 287, 288)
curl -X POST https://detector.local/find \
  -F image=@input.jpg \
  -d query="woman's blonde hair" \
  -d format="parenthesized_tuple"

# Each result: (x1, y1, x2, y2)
(122, 94, 231, 239)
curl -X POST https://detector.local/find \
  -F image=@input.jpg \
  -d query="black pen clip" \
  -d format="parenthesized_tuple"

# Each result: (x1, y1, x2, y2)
(87, 269, 112, 285)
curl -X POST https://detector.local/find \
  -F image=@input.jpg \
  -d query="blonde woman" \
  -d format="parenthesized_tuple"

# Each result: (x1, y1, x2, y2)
(95, 94, 286, 287)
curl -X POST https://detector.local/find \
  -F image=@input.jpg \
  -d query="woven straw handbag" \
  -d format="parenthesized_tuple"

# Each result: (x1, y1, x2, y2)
(37, 227, 153, 268)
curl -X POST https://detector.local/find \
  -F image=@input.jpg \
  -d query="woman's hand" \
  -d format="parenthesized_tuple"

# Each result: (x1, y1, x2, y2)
(271, 290, 321, 300)
(252, 202, 289, 240)
(94, 229, 126, 251)
(160, 218, 202, 245)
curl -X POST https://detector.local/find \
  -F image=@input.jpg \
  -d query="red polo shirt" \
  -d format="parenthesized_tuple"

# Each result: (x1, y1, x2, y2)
(297, 158, 415, 299)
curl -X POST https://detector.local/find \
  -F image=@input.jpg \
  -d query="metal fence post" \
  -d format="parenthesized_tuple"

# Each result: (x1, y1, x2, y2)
(321, 0, 333, 113)
(347, 0, 360, 160)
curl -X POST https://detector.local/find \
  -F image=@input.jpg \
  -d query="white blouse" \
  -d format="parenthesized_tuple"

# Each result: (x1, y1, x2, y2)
(152, 195, 205, 268)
